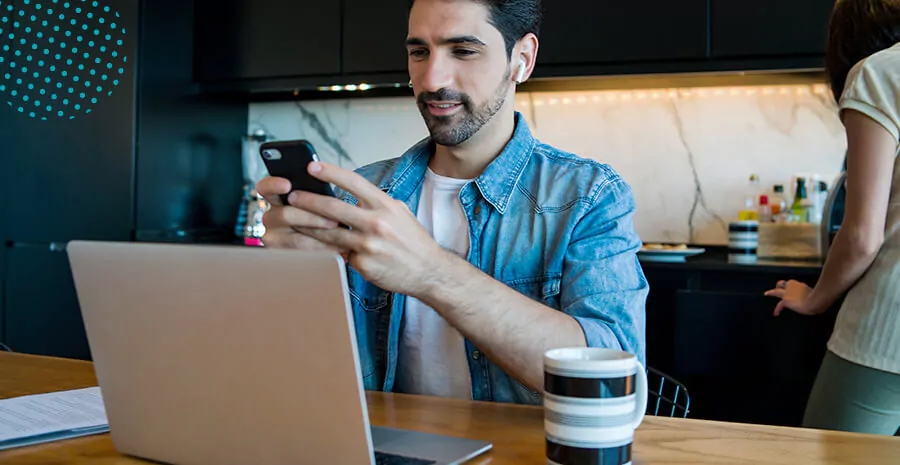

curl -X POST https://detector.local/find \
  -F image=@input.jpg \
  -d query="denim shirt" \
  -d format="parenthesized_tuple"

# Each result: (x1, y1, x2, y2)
(341, 113, 648, 405)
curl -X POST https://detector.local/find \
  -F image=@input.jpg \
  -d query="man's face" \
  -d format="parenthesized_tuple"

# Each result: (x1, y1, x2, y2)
(407, 0, 514, 147)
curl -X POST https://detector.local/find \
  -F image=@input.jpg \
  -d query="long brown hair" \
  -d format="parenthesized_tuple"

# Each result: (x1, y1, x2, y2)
(825, 0, 900, 102)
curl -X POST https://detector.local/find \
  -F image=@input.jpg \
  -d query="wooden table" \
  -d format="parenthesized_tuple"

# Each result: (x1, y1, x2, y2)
(1, 352, 898, 464)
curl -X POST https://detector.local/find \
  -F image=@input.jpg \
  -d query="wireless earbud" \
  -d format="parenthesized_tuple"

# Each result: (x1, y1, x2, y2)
(515, 59, 527, 83)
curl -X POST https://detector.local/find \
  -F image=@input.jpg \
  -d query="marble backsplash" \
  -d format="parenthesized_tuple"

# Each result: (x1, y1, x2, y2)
(248, 84, 847, 245)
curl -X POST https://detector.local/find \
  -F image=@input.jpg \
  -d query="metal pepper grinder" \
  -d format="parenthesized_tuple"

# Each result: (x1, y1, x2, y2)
(241, 187, 270, 246)
(236, 129, 274, 245)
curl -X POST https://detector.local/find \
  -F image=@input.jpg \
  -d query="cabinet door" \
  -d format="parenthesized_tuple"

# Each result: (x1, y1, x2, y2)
(4, 247, 90, 360)
(672, 291, 837, 427)
(343, 0, 409, 75)
(194, 0, 341, 81)
(0, 0, 6, 294)
(538, 0, 708, 66)
(0, 0, 137, 243)
(711, 0, 835, 58)
(136, 0, 245, 238)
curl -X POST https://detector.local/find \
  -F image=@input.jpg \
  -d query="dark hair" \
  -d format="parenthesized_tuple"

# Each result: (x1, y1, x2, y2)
(825, 0, 900, 102)
(409, 0, 542, 58)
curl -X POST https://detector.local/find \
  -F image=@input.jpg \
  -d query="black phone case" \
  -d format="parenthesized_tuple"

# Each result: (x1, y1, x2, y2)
(259, 140, 336, 205)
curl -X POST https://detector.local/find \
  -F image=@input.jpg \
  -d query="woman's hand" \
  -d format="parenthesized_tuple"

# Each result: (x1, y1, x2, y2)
(765, 280, 826, 316)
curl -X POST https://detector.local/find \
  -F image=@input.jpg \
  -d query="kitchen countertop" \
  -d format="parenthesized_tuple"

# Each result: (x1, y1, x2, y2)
(639, 246, 823, 274)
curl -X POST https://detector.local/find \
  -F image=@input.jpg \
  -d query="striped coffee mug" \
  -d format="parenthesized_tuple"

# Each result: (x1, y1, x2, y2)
(544, 348, 647, 465)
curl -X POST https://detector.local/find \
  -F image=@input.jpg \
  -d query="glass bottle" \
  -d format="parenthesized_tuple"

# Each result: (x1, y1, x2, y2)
(758, 195, 773, 223)
(738, 174, 761, 221)
(791, 178, 812, 223)
(771, 184, 787, 216)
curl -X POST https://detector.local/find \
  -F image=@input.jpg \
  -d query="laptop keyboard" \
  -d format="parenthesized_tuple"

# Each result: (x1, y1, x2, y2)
(374, 451, 437, 465)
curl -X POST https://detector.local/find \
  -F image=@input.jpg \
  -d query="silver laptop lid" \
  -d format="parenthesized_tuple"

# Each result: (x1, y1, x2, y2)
(68, 241, 376, 465)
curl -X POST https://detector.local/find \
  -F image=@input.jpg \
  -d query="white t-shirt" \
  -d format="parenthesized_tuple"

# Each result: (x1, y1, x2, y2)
(395, 168, 473, 399)
(828, 42, 900, 374)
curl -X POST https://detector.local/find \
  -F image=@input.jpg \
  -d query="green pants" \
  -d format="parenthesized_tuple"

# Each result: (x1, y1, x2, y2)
(804, 351, 900, 436)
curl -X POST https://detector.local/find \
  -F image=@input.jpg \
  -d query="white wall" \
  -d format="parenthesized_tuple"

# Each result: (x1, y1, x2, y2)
(249, 83, 846, 245)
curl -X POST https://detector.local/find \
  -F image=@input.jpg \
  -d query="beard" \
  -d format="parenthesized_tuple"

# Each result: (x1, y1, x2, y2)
(416, 70, 512, 147)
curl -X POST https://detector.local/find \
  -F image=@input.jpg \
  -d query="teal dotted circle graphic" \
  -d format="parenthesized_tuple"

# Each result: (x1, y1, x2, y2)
(0, 0, 128, 120)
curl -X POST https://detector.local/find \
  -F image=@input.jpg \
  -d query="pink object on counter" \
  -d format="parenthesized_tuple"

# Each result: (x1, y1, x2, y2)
(244, 238, 263, 247)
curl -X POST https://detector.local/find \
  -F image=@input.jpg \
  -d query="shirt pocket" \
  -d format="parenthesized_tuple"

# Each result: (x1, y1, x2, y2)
(503, 273, 562, 309)
(347, 268, 392, 313)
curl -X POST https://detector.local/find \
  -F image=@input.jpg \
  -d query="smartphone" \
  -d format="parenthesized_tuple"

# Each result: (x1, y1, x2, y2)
(259, 140, 336, 205)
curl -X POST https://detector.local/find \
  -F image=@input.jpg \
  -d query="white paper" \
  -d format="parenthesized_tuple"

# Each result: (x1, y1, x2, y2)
(0, 387, 108, 444)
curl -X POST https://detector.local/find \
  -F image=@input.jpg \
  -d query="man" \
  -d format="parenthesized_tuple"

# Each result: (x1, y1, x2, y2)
(257, 0, 647, 405)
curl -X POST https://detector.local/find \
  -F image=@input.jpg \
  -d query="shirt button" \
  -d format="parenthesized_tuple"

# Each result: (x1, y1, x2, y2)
(472, 350, 482, 360)
(473, 205, 481, 215)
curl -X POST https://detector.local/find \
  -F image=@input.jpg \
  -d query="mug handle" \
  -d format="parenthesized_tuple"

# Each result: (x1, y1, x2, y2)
(633, 361, 647, 430)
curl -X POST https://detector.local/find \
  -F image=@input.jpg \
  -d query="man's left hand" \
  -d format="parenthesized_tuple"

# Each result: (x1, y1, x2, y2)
(293, 161, 449, 296)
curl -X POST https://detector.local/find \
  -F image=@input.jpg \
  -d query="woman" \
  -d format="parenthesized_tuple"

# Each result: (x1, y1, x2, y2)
(766, 0, 900, 435)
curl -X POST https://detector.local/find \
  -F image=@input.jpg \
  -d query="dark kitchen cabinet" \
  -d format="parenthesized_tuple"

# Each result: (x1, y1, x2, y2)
(4, 247, 90, 360)
(711, 0, 835, 58)
(0, 0, 8, 265)
(642, 255, 839, 428)
(194, 0, 341, 81)
(0, 0, 137, 359)
(343, 0, 409, 75)
(0, 0, 139, 358)
(136, 0, 245, 239)
(672, 290, 836, 426)
(0, 279, 5, 350)
(0, 186, 5, 349)
(1, 112, 136, 243)
(0, 1, 245, 359)
(0, 274, 5, 351)
(538, 0, 708, 66)
(187, 0, 835, 94)
(0, 0, 138, 244)
(0, 2, 6, 336)
(0, 11, 5, 343)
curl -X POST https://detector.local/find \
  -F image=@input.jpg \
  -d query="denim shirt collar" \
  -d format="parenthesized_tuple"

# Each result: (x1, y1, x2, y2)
(385, 112, 536, 214)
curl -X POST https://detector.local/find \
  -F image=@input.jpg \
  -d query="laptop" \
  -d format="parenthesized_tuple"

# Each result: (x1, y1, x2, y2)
(67, 241, 492, 465)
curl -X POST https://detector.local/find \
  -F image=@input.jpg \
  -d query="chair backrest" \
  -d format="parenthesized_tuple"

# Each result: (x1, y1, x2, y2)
(646, 366, 691, 418)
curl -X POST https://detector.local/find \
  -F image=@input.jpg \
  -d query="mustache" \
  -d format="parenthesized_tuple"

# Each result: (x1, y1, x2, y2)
(417, 89, 471, 105)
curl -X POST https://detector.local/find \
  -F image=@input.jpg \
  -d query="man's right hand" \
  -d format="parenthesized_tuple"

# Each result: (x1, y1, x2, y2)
(256, 176, 348, 252)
